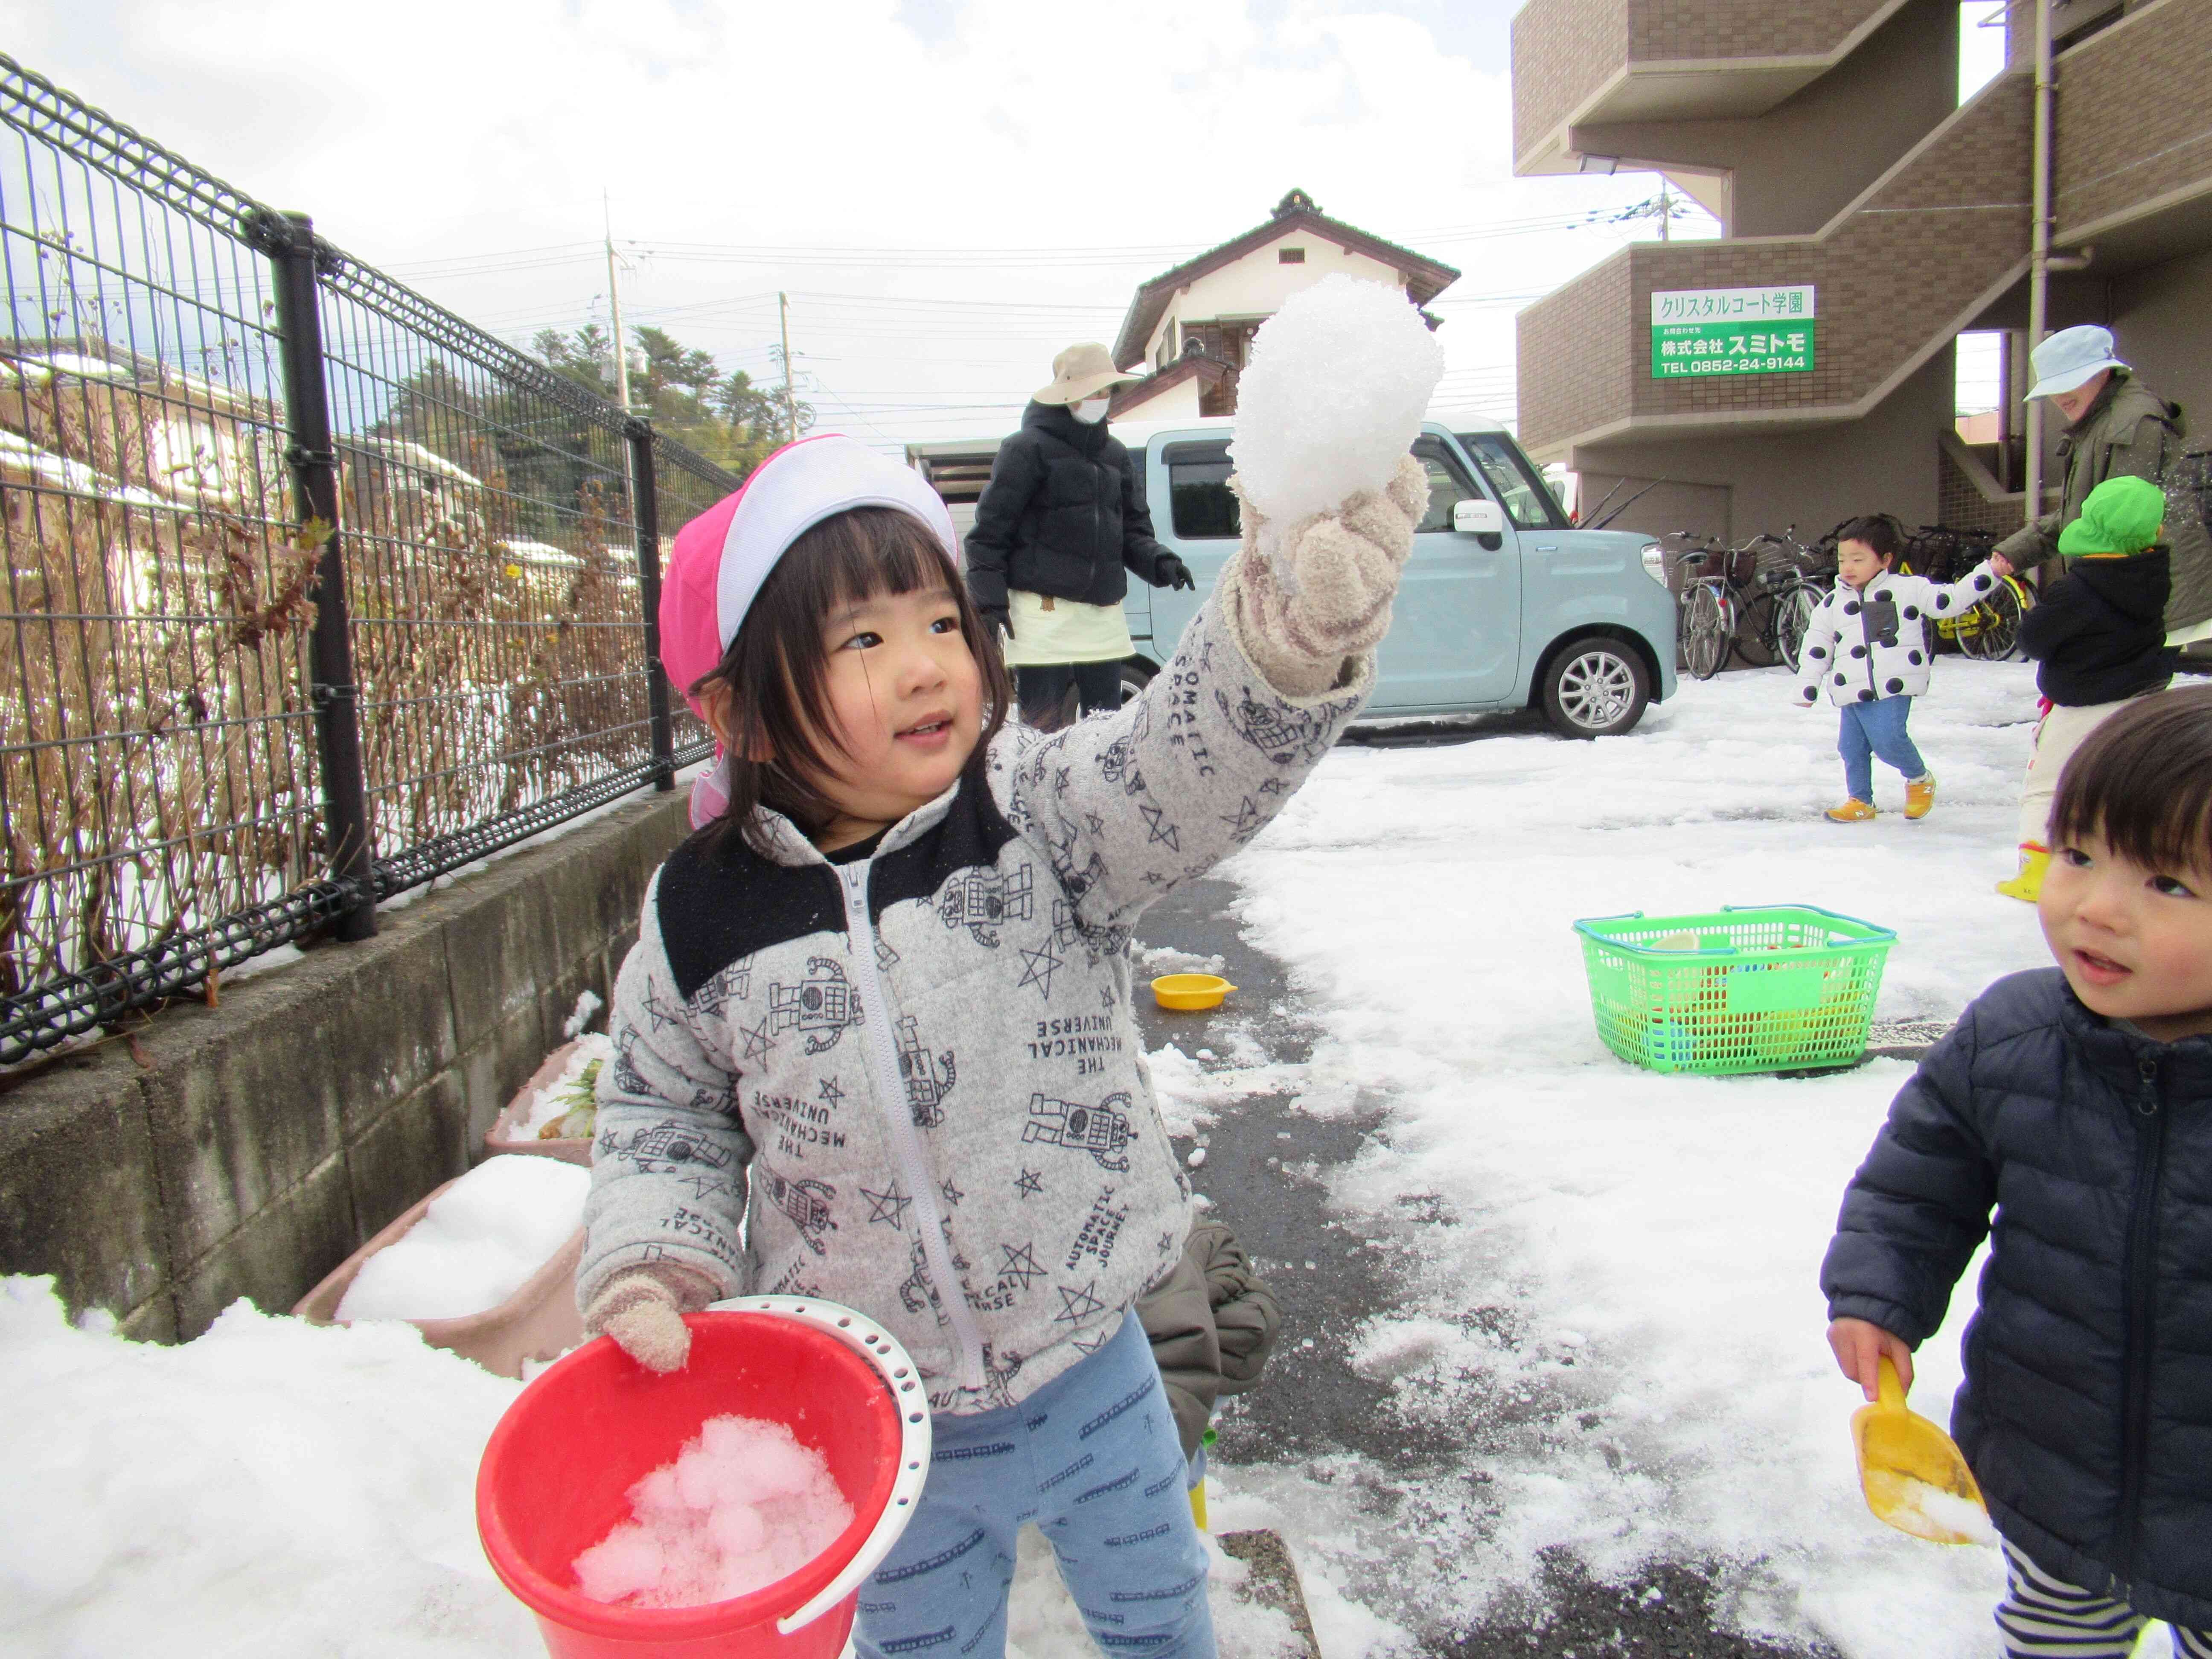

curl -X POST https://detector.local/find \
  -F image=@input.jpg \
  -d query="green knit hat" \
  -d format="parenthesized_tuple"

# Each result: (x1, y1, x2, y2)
(2059, 474, 2165, 556)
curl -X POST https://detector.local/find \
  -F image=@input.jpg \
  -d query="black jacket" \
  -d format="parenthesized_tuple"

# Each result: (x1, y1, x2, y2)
(963, 401, 1173, 611)
(2017, 547, 2173, 706)
(1821, 970, 2212, 1627)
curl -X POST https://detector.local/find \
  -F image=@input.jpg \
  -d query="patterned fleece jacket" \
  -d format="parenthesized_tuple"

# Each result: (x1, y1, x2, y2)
(579, 587, 1370, 1415)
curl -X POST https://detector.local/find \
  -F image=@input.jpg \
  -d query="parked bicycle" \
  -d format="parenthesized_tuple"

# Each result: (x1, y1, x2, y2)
(1670, 529, 1831, 680)
(1811, 517, 2032, 661)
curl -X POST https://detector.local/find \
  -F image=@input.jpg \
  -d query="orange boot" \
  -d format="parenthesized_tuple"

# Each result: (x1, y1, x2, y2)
(1904, 774, 1936, 820)
(1825, 799, 1877, 823)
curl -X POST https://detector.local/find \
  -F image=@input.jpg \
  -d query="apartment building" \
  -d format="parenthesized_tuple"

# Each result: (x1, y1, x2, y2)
(1511, 0, 2212, 541)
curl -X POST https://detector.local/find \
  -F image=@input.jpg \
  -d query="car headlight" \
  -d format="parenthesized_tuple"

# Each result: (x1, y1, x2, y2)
(1639, 542, 1666, 585)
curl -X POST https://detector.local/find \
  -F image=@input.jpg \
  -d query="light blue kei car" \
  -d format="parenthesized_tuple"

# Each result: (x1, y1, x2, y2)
(1110, 416, 1678, 739)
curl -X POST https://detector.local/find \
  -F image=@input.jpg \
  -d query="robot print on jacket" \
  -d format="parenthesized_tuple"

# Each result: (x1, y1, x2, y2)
(1023, 1092, 1135, 1172)
(1217, 687, 1336, 766)
(769, 956, 863, 1053)
(938, 862, 1034, 947)
(896, 1014, 956, 1128)
(760, 1170, 838, 1256)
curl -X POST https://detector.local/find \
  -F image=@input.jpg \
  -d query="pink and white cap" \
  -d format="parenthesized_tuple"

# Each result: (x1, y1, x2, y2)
(659, 434, 962, 827)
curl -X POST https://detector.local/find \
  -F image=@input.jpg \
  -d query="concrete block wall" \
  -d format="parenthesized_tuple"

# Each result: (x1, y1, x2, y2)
(0, 787, 693, 1342)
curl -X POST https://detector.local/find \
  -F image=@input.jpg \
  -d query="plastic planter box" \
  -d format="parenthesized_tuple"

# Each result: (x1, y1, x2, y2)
(483, 1040, 594, 1167)
(1572, 904, 1897, 1075)
(292, 1175, 585, 1379)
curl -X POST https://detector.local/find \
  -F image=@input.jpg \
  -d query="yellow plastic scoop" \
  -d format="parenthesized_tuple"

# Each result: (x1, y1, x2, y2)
(1152, 974, 1236, 1011)
(1853, 1357, 1994, 1545)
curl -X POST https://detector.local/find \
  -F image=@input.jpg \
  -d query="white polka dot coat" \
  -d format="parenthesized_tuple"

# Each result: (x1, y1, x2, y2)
(1794, 561, 2001, 707)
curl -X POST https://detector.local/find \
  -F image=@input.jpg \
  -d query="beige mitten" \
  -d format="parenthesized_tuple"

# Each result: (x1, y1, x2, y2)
(581, 1260, 719, 1373)
(1222, 454, 1427, 698)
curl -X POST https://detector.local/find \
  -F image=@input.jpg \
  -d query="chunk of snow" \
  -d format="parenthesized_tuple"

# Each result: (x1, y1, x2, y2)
(573, 1415, 852, 1608)
(563, 989, 605, 1039)
(337, 1157, 588, 1323)
(1228, 274, 1445, 572)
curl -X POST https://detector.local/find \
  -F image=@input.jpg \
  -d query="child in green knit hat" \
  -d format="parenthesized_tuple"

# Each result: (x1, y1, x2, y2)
(2002, 474, 2174, 901)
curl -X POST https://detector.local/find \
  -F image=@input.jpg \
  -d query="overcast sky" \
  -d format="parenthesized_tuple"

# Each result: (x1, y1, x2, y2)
(4, 2, 2005, 446)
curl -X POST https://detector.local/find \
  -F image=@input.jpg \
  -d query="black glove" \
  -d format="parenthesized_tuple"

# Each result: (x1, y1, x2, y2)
(979, 604, 1012, 641)
(1155, 554, 1196, 592)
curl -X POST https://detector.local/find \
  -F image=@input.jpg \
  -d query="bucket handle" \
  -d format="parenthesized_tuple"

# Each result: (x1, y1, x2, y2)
(707, 1295, 935, 1636)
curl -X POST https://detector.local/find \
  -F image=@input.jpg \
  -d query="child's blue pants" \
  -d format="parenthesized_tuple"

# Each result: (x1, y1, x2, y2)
(853, 1309, 1216, 1658)
(1837, 696, 1928, 802)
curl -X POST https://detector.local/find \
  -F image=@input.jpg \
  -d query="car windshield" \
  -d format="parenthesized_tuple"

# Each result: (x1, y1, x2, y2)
(1456, 433, 1569, 530)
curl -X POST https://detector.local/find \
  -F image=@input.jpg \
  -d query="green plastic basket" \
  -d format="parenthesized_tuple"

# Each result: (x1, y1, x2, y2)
(1572, 905, 1897, 1075)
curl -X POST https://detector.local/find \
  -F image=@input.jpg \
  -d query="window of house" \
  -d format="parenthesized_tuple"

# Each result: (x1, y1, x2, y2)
(1456, 432, 1570, 529)
(1165, 442, 1238, 538)
(1278, 247, 1306, 264)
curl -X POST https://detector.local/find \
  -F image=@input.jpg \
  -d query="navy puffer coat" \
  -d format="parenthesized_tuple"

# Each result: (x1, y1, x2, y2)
(1821, 969, 2212, 1628)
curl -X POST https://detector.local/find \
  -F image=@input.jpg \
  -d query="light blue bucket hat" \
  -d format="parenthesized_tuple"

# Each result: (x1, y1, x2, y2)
(2026, 324, 2130, 399)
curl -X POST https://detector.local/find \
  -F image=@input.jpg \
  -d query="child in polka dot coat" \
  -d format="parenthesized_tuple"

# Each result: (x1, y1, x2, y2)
(1794, 515, 2001, 823)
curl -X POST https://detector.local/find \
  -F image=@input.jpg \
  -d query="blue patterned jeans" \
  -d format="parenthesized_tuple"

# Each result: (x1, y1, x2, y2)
(1837, 695, 1929, 803)
(853, 1309, 1215, 1657)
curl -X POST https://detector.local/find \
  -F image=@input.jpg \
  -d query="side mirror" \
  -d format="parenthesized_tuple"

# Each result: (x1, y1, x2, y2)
(1452, 497, 1506, 548)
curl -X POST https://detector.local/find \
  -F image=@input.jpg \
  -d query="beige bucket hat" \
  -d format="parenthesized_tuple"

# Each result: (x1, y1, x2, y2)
(1033, 342, 1144, 405)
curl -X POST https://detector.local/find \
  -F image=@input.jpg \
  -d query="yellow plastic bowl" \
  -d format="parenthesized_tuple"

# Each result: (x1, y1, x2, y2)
(1152, 974, 1237, 1011)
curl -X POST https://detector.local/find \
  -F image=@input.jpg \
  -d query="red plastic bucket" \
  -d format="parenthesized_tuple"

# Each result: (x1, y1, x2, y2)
(477, 1299, 931, 1658)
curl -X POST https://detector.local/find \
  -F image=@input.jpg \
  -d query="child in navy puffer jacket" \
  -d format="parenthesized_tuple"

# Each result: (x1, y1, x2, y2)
(1822, 685, 2212, 1655)
(1794, 515, 2001, 823)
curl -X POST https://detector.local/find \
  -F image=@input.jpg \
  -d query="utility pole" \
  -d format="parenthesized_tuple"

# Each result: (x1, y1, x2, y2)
(1658, 177, 1671, 243)
(605, 191, 632, 413)
(777, 291, 798, 443)
(2023, 0, 2052, 529)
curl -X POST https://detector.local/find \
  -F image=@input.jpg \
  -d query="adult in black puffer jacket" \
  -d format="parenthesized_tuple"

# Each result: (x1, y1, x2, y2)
(965, 343, 1190, 728)
(1821, 965, 2212, 1633)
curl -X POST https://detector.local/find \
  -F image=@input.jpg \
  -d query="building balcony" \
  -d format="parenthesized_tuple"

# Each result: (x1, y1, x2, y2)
(2051, 0, 2212, 271)
(1512, 0, 1907, 178)
(1516, 67, 2033, 461)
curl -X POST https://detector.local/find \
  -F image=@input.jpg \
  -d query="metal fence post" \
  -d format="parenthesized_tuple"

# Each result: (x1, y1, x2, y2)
(627, 418, 677, 791)
(259, 209, 376, 939)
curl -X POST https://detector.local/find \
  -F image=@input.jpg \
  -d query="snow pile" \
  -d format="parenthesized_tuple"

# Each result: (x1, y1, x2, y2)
(338, 1156, 588, 1324)
(1228, 274, 1445, 570)
(0, 1277, 537, 1657)
(573, 1415, 853, 1609)
(1206, 662, 2046, 1653)
(515, 1033, 613, 1139)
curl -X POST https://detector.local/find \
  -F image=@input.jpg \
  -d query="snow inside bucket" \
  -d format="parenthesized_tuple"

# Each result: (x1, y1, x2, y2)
(477, 1299, 930, 1659)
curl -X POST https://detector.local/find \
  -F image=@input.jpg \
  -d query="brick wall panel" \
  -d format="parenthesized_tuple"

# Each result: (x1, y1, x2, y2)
(2054, 0, 2212, 237)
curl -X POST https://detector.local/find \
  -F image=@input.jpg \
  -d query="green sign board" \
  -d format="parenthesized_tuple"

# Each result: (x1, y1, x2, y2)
(1650, 285, 1816, 379)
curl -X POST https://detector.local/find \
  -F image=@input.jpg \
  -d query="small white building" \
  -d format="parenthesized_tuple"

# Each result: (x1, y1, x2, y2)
(1105, 189, 1460, 422)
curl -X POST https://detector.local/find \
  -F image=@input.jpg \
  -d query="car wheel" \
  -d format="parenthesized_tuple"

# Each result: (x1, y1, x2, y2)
(1543, 636, 1650, 739)
(1119, 660, 1154, 704)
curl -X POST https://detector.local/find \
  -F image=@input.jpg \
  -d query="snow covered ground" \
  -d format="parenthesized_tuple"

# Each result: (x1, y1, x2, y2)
(2, 660, 2120, 1657)
(1170, 659, 2093, 1657)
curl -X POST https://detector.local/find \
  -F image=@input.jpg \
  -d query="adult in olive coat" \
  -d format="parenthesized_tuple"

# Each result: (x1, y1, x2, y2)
(1994, 326, 2204, 636)
(965, 343, 1192, 728)
(1821, 969, 2212, 1631)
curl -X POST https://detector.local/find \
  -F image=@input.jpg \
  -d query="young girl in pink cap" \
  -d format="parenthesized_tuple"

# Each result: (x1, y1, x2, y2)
(577, 431, 1425, 1659)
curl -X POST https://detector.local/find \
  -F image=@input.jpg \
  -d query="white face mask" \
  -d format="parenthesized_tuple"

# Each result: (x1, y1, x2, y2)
(1071, 397, 1111, 425)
